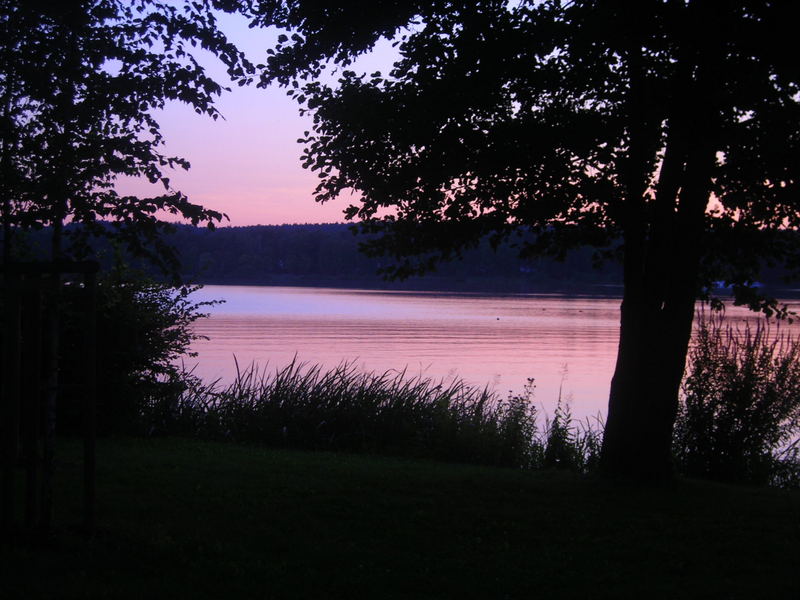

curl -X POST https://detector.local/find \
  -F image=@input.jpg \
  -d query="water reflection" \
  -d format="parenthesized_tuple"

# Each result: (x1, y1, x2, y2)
(187, 285, 800, 420)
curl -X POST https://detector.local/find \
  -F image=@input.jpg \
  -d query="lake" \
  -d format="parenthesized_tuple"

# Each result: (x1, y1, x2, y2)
(187, 285, 798, 421)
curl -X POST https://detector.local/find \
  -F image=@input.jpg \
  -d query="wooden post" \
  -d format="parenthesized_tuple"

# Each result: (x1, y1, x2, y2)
(2, 272, 21, 532)
(21, 276, 42, 529)
(83, 271, 97, 535)
(40, 272, 59, 533)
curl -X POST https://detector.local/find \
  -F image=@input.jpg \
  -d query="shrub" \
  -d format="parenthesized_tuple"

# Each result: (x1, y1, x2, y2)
(58, 269, 216, 434)
(674, 314, 800, 486)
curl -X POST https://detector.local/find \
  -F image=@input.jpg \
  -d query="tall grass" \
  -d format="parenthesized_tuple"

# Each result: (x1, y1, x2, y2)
(140, 360, 601, 472)
(140, 314, 800, 486)
(675, 314, 800, 487)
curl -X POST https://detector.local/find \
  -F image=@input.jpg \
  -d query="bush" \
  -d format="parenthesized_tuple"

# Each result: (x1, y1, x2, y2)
(674, 314, 800, 486)
(58, 270, 215, 434)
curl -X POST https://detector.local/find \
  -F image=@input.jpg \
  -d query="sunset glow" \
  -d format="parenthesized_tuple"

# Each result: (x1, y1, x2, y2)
(114, 12, 393, 227)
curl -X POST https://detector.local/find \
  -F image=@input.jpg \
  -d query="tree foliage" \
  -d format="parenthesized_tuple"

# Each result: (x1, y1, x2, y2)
(251, 0, 800, 299)
(0, 0, 252, 272)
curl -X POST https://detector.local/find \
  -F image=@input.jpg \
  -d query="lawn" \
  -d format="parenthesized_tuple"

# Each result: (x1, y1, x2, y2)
(3, 437, 799, 599)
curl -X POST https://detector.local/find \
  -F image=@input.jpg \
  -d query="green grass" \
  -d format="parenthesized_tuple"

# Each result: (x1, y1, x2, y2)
(4, 437, 800, 599)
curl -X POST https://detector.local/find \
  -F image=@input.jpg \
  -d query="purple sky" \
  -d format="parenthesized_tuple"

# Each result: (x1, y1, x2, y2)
(116, 12, 395, 227)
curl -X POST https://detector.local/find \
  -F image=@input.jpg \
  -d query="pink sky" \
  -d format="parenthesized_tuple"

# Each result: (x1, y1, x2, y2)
(116, 12, 395, 227)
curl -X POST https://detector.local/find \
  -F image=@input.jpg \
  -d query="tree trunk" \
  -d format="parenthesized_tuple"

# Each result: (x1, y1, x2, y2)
(601, 125, 716, 479)
(600, 2, 722, 479)
(600, 287, 697, 478)
(600, 139, 716, 479)
(597, 21, 689, 479)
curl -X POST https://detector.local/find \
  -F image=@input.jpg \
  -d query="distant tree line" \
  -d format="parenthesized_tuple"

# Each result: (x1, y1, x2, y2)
(17, 222, 800, 295)
(167, 223, 625, 292)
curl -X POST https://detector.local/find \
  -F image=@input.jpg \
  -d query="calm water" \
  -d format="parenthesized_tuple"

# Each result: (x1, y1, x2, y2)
(187, 285, 798, 420)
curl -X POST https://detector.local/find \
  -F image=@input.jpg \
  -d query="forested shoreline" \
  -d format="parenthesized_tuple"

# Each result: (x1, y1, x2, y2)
(17, 222, 623, 292)
(169, 223, 626, 292)
(26, 222, 798, 295)
(18, 222, 800, 295)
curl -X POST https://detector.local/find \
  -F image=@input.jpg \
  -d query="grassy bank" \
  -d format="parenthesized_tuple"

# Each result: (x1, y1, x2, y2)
(4, 437, 799, 599)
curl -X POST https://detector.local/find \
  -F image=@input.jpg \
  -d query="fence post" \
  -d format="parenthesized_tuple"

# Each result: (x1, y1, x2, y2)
(40, 272, 60, 533)
(2, 272, 21, 533)
(21, 276, 43, 529)
(83, 270, 97, 535)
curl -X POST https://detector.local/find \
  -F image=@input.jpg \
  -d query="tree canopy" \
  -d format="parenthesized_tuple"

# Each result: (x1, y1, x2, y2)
(252, 1, 799, 297)
(0, 0, 252, 273)
(250, 0, 800, 477)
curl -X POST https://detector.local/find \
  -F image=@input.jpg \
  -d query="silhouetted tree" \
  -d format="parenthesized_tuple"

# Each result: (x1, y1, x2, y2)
(250, 1, 800, 478)
(1, 0, 253, 268)
(1, 0, 251, 527)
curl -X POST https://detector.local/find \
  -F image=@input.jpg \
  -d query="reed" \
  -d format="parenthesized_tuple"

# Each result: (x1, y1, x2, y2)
(675, 314, 800, 487)
(140, 360, 601, 472)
